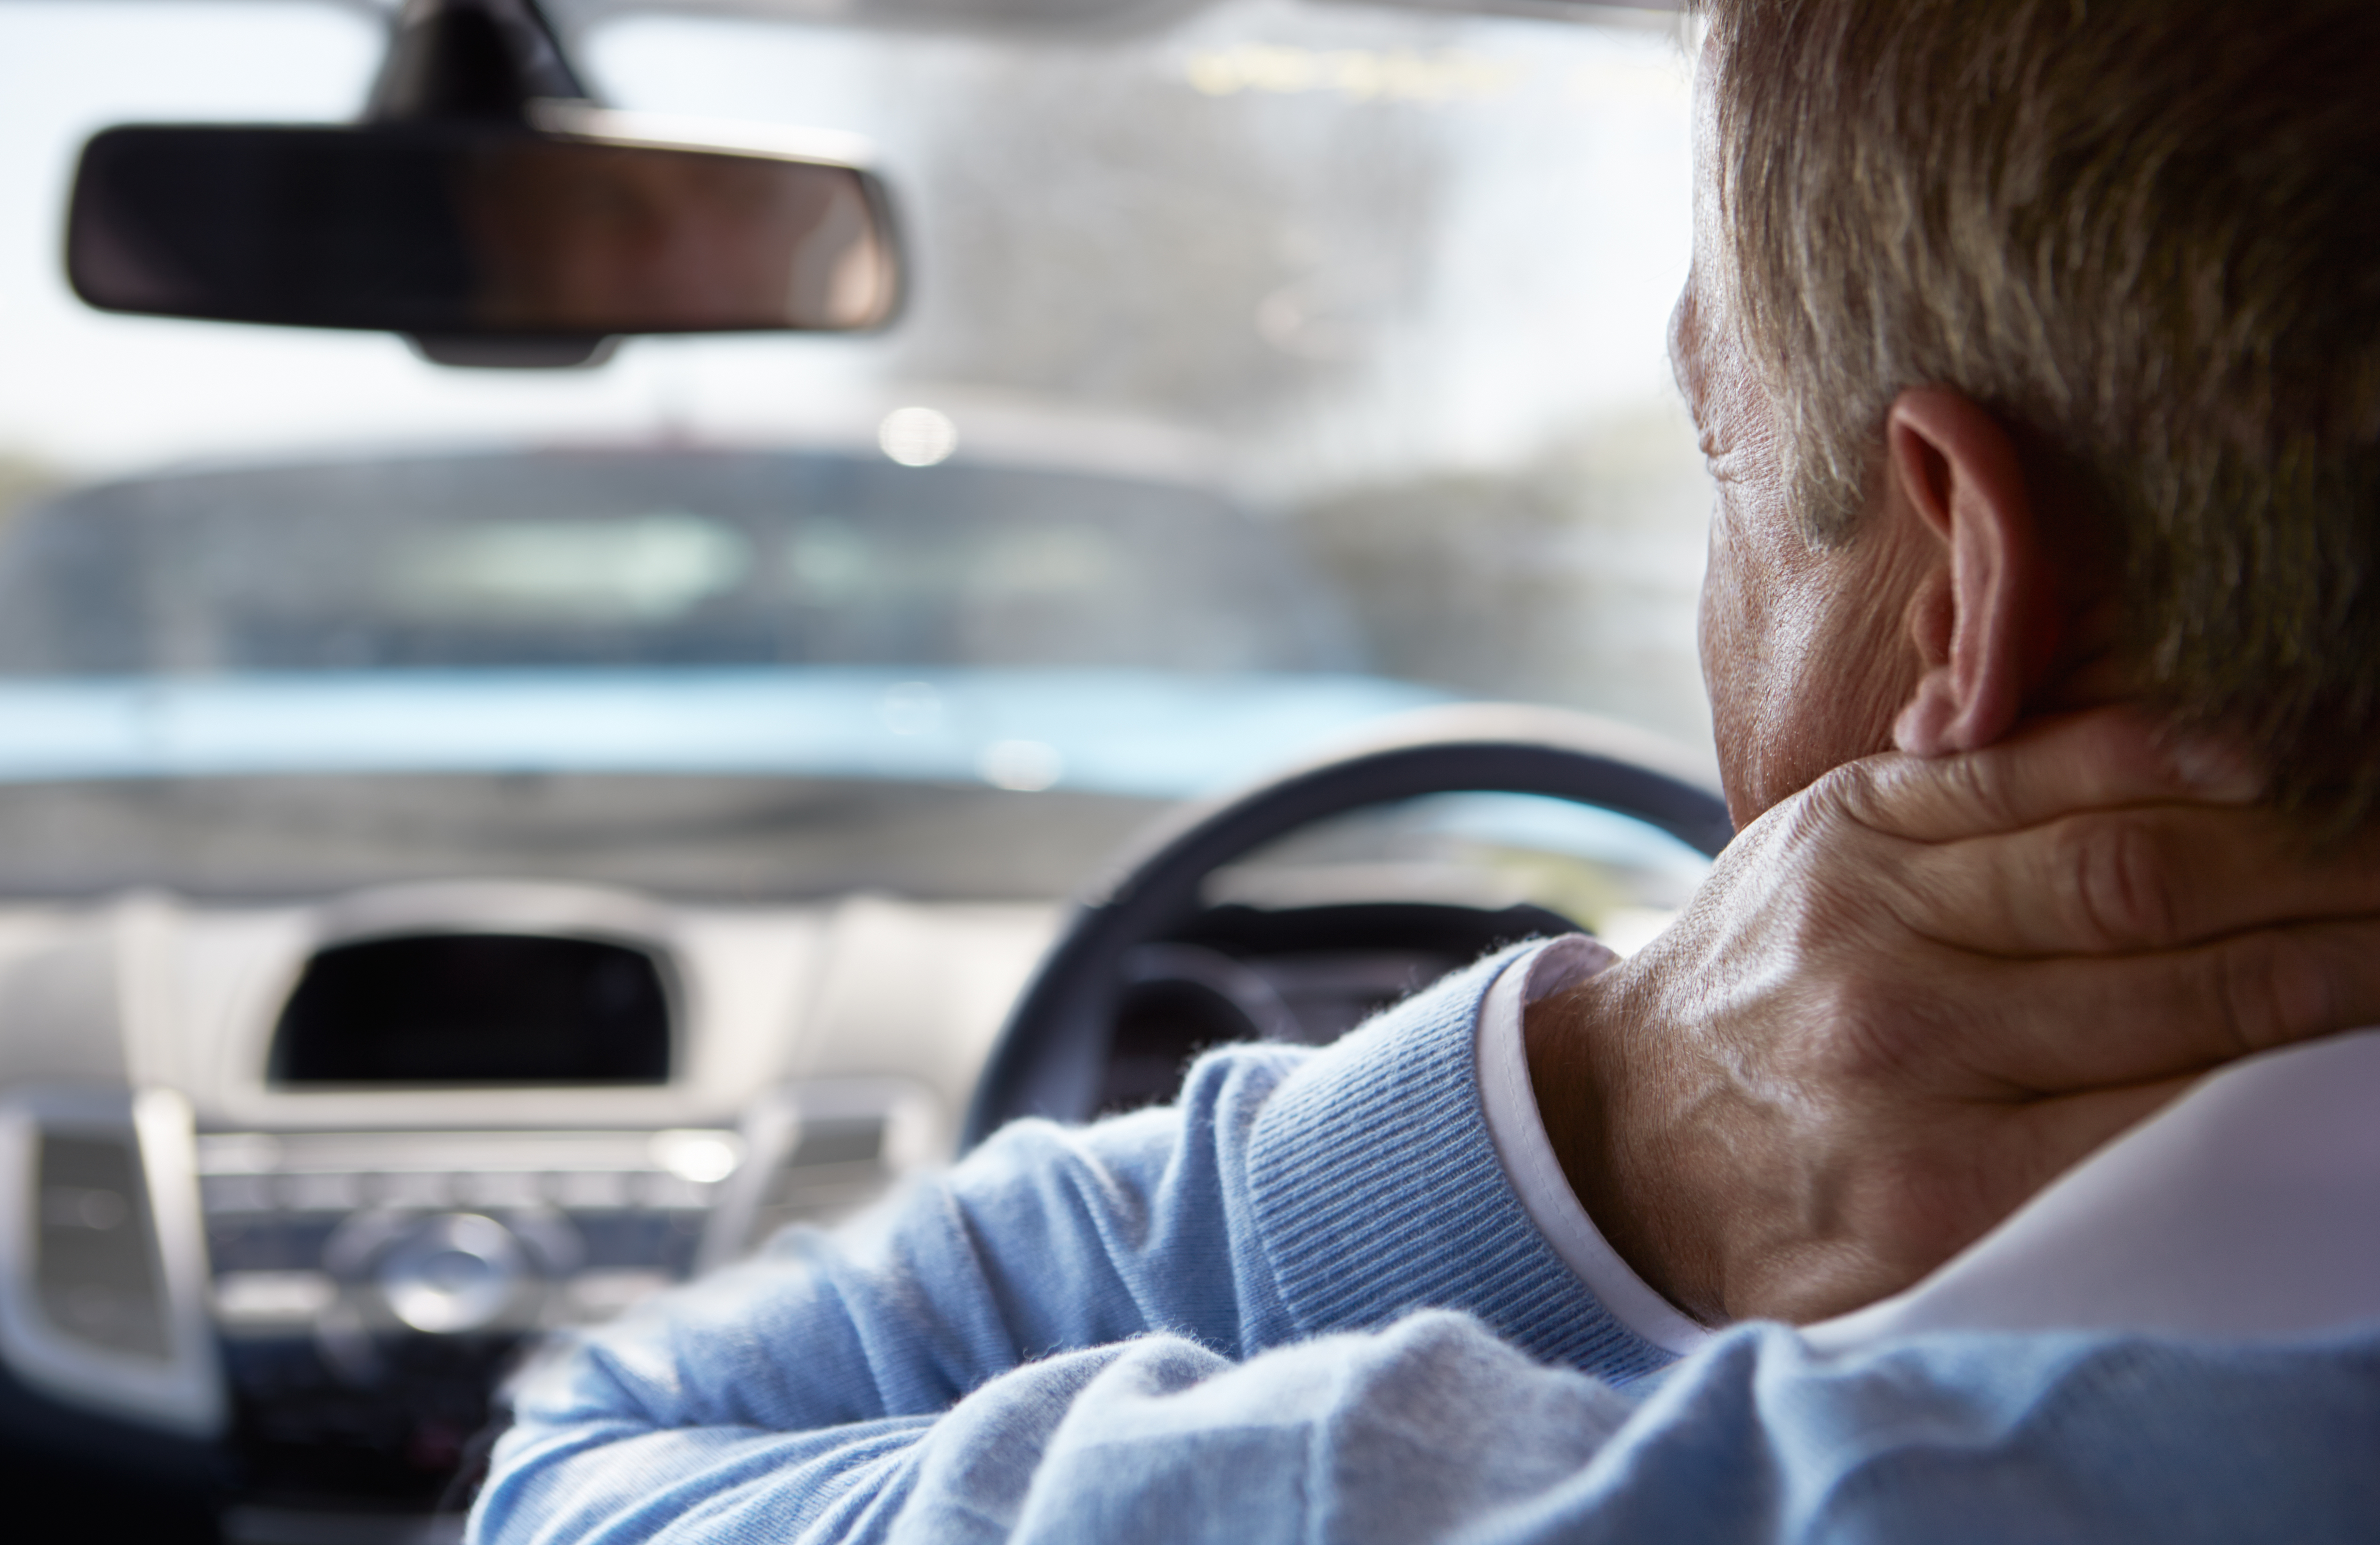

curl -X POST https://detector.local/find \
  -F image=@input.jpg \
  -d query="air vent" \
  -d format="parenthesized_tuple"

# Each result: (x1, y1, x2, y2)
(271, 933, 673, 1086)
(0, 1086, 224, 1436)
(35, 1131, 168, 1359)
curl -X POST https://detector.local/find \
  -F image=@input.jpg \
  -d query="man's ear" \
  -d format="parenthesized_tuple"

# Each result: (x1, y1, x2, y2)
(1887, 387, 2060, 755)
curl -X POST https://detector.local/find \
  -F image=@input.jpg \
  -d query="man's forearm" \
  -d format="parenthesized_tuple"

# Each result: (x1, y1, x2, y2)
(475, 951, 1674, 1541)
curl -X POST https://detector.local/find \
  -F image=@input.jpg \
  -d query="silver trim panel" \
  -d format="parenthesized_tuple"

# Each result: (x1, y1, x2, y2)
(0, 1084, 225, 1436)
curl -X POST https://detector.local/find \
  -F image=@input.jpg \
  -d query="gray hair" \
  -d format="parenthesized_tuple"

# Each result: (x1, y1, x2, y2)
(1701, 0, 2380, 831)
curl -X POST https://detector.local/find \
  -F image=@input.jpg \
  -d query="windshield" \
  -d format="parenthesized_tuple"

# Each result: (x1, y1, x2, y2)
(0, 0, 1709, 904)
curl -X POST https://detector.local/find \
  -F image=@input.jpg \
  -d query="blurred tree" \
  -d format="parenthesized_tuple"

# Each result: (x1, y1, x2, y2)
(879, 24, 1454, 433)
(846, 4, 1712, 751)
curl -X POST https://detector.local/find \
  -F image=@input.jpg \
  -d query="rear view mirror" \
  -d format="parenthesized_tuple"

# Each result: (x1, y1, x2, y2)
(66, 111, 902, 353)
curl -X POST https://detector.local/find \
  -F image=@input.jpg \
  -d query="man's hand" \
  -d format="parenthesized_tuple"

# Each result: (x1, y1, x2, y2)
(1526, 709, 2380, 1325)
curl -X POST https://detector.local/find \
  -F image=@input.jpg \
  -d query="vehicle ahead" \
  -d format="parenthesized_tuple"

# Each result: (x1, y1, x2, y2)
(0, 443, 1392, 900)
(0, 0, 1713, 1538)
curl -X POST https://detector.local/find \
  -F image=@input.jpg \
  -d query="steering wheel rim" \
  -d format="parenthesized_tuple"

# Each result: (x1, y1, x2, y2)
(961, 704, 1733, 1151)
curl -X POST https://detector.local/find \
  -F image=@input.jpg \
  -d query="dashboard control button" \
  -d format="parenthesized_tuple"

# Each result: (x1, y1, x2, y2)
(375, 1213, 524, 1334)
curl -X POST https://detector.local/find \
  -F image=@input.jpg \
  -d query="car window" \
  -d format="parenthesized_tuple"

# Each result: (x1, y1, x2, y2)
(0, 0, 1709, 906)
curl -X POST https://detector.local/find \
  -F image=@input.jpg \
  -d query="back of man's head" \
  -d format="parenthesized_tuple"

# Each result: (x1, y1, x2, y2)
(1699, 0, 2380, 832)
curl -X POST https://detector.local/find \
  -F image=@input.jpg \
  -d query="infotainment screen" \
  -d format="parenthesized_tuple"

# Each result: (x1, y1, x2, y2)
(270, 932, 672, 1086)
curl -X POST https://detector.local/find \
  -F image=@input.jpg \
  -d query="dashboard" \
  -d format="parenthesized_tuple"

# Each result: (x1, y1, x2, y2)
(0, 873, 1517, 1538)
(0, 709, 1723, 1545)
(0, 879, 1051, 1533)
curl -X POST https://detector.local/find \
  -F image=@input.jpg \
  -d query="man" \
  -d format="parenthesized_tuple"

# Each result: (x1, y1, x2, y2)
(473, 3, 2380, 1538)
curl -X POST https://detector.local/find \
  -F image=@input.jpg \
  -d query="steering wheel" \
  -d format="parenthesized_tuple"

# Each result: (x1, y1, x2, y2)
(961, 704, 1734, 1151)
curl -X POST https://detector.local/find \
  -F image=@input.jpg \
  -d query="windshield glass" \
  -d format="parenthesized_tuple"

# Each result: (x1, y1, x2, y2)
(0, 0, 1709, 904)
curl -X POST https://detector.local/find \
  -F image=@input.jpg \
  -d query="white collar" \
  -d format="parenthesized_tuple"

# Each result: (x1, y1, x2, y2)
(1476, 936, 1713, 1355)
(1808, 1026, 2380, 1349)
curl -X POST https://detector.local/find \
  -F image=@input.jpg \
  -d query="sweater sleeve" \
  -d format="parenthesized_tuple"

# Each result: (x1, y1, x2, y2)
(477, 1307, 2380, 1544)
(473, 944, 2380, 1544)
(474, 945, 1670, 1542)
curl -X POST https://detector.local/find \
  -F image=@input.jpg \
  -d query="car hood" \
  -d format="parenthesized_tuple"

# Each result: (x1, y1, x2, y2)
(0, 665, 1452, 801)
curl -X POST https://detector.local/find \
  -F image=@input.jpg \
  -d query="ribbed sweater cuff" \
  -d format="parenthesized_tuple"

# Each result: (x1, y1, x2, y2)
(1245, 943, 1672, 1382)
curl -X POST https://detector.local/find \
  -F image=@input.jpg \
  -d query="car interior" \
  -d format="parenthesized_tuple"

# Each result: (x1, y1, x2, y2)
(0, 0, 1726, 1538)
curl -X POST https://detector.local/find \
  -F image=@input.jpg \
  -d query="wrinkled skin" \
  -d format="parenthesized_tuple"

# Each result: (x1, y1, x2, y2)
(1531, 712, 2380, 1324)
(1524, 39, 2380, 1326)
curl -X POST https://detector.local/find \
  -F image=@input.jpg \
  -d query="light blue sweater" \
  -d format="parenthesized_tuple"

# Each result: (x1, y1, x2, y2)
(475, 947, 2380, 1543)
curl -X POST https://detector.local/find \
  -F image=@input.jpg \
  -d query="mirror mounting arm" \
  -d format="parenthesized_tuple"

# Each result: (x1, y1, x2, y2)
(367, 0, 597, 127)
(369, 0, 615, 366)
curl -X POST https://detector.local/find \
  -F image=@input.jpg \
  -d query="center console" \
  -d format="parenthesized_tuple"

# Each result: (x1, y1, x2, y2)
(0, 897, 944, 1543)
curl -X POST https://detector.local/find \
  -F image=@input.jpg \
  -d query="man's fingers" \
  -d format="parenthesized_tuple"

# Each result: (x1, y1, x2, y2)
(1895, 806, 2380, 955)
(1964, 917, 2380, 1092)
(1817, 707, 2262, 846)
